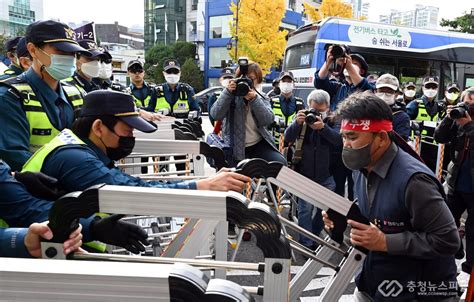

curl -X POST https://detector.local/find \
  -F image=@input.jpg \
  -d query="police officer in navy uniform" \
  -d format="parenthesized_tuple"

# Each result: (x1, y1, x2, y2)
(0, 158, 149, 256)
(0, 36, 23, 79)
(149, 59, 200, 118)
(126, 59, 160, 114)
(0, 37, 32, 81)
(62, 39, 110, 96)
(21, 90, 250, 193)
(92, 50, 124, 91)
(270, 71, 305, 148)
(208, 67, 234, 126)
(0, 20, 90, 171)
(407, 76, 441, 122)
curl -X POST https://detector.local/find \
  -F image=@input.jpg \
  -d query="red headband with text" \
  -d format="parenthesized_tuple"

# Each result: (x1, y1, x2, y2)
(341, 119, 393, 132)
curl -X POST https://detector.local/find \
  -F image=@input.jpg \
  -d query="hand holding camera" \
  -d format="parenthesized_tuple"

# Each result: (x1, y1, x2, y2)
(296, 109, 324, 129)
(448, 103, 473, 126)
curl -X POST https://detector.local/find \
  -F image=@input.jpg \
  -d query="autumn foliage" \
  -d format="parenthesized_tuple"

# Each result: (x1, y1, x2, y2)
(229, 0, 287, 73)
(303, 0, 353, 22)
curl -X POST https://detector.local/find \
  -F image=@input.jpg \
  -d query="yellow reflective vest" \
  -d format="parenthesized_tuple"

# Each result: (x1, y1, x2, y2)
(1, 77, 84, 152)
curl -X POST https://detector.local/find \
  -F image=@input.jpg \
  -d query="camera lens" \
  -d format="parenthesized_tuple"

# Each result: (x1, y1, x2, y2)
(450, 107, 466, 119)
(331, 45, 346, 59)
(305, 114, 317, 125)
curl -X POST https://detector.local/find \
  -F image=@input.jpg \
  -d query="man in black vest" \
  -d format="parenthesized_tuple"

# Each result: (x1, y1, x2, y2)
(323, 91, 460, 301)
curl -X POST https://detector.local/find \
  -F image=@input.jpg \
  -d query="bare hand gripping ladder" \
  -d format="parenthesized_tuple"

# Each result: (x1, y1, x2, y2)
(235, 159, 370, 301)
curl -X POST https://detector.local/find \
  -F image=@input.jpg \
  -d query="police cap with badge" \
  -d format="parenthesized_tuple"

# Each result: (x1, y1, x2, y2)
(220, 67, 234, 79)
(127, 60, 144, 73)
(163, 59, 181, 73)
(15, 37, 29, 58)
(25, 20, 89, 55)
(77, 39, 110, 61)
(80, 90, 156, 133)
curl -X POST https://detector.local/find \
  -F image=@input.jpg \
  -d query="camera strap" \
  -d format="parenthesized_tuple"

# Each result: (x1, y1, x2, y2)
(293, 123, 307, 164)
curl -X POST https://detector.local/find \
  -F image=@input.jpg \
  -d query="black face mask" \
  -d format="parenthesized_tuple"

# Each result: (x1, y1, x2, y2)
(100, 131, 136, 161)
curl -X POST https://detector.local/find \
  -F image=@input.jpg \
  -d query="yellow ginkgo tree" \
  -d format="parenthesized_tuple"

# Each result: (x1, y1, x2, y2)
(229, 0, 287, 73)
(304, 0, 353, 22)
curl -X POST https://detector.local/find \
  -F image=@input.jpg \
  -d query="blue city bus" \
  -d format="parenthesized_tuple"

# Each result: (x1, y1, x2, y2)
(283, 17, 474, 90)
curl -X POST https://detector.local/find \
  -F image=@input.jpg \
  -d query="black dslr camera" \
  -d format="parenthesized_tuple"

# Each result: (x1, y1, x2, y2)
(330, 44, 350, 60)
(450, 103, 470, 119)
(304, 108, 322, 124)
(233, 57, 254, 97)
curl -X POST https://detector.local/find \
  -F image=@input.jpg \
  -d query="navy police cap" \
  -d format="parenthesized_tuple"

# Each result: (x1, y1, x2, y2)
(15, 37, 29, 58)
(77, 39, 107, 59)
(220, 67, 234, 78)
(163, 59, 181, 72)
(5, 36, 21, 52)
(25, 20, 89, 54)
(80, 90, 156, 133)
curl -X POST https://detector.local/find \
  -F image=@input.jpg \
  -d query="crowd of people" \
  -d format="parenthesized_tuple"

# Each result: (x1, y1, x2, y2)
(1, 18, 473, 301)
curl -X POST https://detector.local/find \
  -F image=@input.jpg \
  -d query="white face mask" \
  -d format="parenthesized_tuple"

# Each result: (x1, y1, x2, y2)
(80, 60, 100, 79)
(376, 92, 396, 105)
(221, 78, 231, 88)
(165, 74, 180, 85)
(321, 110, 329, 120)
(280, 82, 294, 94)
(445, 92, 460, 102)
(404, 90, 416, 98)
(98, 62, 113, 80)
(423, 87, 438, 98)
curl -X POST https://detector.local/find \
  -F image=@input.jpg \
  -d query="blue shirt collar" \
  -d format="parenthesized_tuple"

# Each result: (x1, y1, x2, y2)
(24, 68, 66, 102)
(130, 81, 149, 90)
(82, 137, 114, 168)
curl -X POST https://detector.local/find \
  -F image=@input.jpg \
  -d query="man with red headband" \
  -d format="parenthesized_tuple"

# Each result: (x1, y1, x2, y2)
(323, 91, 460, 301)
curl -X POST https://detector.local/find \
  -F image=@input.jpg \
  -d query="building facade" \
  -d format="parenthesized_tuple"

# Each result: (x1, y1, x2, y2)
(95, 22, 145, 50)
(344, 0, 369, 20)
(144, 0, 312, 87)
(144, 0, 187, 50)
(204, 0, 309, 86)
(0, 0, 43, 36)
(379, 5, 439, 29)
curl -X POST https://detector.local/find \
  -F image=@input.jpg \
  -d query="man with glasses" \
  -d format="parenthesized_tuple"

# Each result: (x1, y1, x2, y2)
(0, 20, 89, 171)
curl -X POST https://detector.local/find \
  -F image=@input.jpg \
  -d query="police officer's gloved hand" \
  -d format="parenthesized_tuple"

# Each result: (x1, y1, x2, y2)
(14, 171, 66, 200)
(90, 214, 149, 254)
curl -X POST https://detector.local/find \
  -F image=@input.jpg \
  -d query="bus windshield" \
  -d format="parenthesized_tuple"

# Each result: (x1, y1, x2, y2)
(284, 43, 315, 70)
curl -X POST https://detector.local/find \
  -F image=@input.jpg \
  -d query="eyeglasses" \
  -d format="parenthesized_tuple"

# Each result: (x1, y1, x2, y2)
(165, 69, 180, 75)
(129, 68, 144, 74)
(424, 83, 438, 89)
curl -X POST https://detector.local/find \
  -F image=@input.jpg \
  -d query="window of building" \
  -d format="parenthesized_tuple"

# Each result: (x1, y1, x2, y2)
(209, 15, 232, 39)
(191, 0, 198, 10)
(209, 47, 231, 68)
(191, 21, 197, 34)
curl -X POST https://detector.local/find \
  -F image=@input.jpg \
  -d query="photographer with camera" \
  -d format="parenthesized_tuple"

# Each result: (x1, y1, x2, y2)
(210, 58, 286, 166)
(434, 87, 474, 273)
(284, 89, 342, 249)
(314, 45, 374, 112)
(375, 74, 410, 141)
(270, 71, 305, 148)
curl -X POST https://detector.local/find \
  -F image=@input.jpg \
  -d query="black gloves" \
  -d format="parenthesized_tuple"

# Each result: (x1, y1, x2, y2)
(90, 214, 149, 254)
(14, 171, 66, 200)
